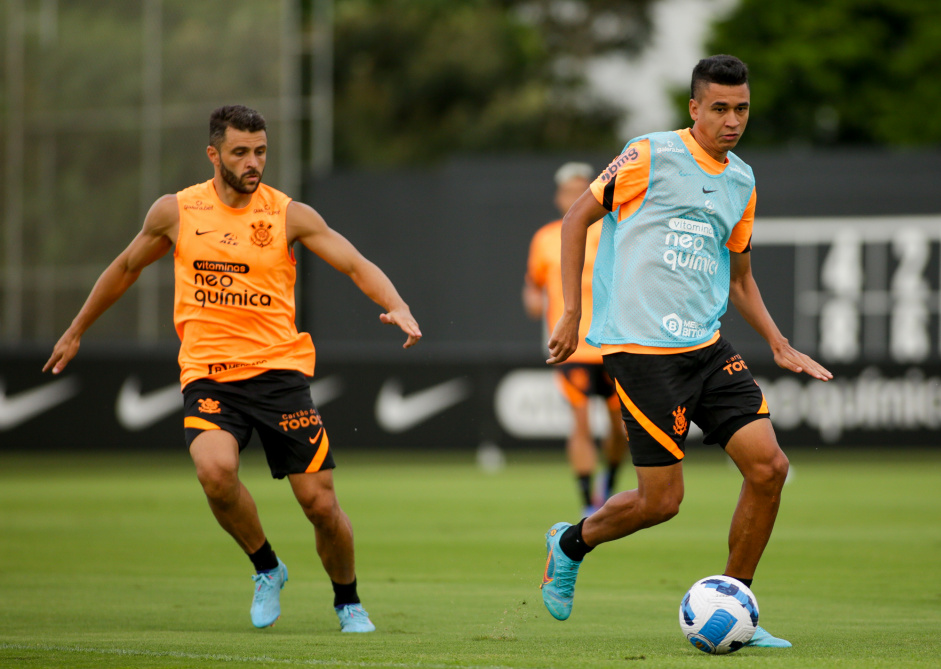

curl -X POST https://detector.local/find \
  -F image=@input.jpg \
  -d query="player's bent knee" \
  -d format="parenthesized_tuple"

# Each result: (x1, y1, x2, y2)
(193, 461, 239, 500)
(748, 453, 789, 492)
(299, 492, 341, 526)
(190, 448, 240, 500)
(199, 473, 239, 502)
(641, 494, 682, 525)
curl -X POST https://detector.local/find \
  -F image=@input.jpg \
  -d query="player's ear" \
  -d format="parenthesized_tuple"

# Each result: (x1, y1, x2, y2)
(689, 97, 700, 123)
(206, 144, 219, 166)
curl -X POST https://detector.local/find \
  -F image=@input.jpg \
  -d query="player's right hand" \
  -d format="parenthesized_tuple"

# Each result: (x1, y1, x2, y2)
(43, 332, 80, 375)
(546, 313, 579, 365)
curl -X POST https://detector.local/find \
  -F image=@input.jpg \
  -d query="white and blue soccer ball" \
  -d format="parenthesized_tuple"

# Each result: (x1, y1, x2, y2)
(679, 575, 759, 654)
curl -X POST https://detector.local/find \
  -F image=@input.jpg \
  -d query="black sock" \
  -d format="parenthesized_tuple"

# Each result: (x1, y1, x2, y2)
(559, 519, 594, 562)
(332, 578, 360, 608)
(248, 540, 279, 573)
(577, 474, 593, 507)
(605, 463, 620, 496)
(727, 575, 753, 589)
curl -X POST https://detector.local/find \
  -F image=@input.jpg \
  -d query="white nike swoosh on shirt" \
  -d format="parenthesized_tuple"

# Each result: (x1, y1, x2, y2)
(116, 377, 183, 431)
(309, 376, 343, 407)
(375, 377, 472, 433)
(0, 377, 80, 430)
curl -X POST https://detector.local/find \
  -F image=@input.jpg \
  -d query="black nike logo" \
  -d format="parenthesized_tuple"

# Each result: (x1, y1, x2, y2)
(195, 230, 215, 236)
(702, 187, 717, 194)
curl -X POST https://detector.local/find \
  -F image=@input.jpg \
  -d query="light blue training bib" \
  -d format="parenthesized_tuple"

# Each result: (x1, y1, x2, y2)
(587, 131, 755, 348)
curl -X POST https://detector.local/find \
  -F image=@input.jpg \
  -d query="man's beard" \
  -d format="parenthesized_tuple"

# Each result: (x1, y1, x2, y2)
(219, 158, 262, 194)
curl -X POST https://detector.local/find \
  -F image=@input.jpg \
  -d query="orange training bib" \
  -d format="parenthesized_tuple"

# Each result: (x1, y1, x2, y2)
(173, 180, 315, 388)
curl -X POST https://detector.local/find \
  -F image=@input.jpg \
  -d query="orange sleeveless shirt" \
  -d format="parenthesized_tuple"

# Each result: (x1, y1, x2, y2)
(173, 180, 316, 388)
(526, 219, 604, 364)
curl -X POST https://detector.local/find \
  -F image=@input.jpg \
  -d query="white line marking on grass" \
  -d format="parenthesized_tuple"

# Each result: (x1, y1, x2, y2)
(0, 643, 519, 669)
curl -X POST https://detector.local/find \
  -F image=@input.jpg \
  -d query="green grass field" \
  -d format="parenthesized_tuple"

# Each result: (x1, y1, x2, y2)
(1, 447, 939, 668)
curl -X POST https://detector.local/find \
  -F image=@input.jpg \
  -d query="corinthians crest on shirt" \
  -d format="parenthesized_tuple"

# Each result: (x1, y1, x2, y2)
(250, 221, 273, 248)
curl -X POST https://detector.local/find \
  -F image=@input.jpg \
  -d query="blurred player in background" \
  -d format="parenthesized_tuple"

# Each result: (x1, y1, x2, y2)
(524, 163, 628, 516)
(44, 105, 421, 633)
(539, 56, 832, 647)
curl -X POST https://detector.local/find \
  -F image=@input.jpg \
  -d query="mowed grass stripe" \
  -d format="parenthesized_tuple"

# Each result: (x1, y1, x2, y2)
(0, 642, 518, 669)
(0, 448, 939, 668)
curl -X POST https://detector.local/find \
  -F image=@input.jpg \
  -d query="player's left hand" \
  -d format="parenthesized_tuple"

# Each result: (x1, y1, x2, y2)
(380, 309, 422, 348)
(772, 341, 832, 381)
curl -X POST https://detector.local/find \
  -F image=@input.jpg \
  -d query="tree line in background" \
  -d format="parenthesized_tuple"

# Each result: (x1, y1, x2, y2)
(9, 0, 939, 172)
(3, 0, 938, 343)
(693, 0, 941, 147)
(334, 0, 941, 163)
(330, 0, 654, 166)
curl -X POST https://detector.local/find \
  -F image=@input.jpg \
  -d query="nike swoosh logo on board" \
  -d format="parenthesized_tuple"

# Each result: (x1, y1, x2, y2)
(116, 377, 183, 431)
(309, 376, 343, 407)
(0, 377, 80, 430)
(375, 377, 472, 433)
(195, 230, 215, 236)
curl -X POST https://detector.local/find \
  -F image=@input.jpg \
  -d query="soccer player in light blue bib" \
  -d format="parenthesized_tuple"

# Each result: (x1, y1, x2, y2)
(540, 55, 832, 649)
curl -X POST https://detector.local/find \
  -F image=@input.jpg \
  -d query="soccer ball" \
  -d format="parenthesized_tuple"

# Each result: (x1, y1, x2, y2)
(679, 575, 759, 654)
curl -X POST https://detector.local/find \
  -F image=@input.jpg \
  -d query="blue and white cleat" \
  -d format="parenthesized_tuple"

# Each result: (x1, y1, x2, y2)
(541, 522, 582, 621)
(746, 625, 792, 648)
(250, 558, 288, 628)
(336, 603, 376, 633)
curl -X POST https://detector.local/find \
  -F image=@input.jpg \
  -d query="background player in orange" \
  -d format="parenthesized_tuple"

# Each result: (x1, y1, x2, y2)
(524, 163, 629, 515)
(44, 105, 421, 633)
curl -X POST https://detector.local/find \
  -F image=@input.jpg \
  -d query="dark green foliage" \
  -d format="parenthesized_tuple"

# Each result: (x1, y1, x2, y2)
(686, 0, 941, 146)
(330, 0, 655, 165)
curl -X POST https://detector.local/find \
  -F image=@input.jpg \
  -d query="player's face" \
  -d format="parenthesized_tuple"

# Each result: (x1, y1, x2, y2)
(554, 177, 591, 216)
(689, 82, 750, 161)
(214, 128, 267, 194)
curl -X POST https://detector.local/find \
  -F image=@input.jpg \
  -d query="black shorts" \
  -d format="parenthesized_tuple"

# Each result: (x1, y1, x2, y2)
(182, 370, 335, 479)
(555, 363, 618, 408)
(603, 338, 770, 467)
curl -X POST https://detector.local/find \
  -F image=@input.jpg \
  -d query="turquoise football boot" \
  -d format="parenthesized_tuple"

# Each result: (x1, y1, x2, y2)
(746, 625, 792, 648)
(541, 522, 582, 620)
(250, 558, 288, 628)
(336, 603, 376, 632)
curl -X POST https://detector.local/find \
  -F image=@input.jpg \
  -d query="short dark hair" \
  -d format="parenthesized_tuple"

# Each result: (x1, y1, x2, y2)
(209, 105, 267, 148)
(690, 55, 749, 100)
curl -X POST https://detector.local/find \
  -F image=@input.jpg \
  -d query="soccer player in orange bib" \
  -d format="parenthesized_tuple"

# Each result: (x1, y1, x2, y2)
(539, 56, 832, 647)
(524, 163, 628, 516)
(44, 105, 421, 633)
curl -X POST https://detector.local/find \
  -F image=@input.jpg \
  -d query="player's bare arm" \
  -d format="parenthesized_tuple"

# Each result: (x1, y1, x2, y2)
(729, 251, 832, 382)
(522, 277, 545, 320)
(547, 190, 607, 364)
(43, 195, 179, 375)
(287, 201, 421, 348)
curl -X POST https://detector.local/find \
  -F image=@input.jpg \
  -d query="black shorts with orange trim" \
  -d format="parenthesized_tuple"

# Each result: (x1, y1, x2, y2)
(603, 337, 770, 467)
(182, 370, 335, 479)
(555, 363, 618, 408)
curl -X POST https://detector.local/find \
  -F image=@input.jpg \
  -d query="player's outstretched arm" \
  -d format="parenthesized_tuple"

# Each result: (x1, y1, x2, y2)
(547, 190, 607, 364)
(728, 251, 832, 382)
(43, 195, 178, 374)
(287, 201, 421, 349)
